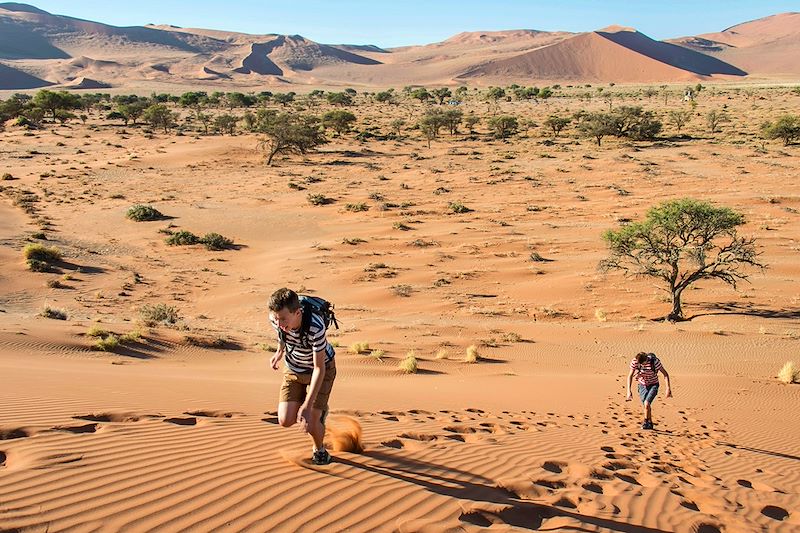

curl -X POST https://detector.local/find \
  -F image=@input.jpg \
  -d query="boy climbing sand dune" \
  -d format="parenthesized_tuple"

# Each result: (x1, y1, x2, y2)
(626, 352, 673, 430)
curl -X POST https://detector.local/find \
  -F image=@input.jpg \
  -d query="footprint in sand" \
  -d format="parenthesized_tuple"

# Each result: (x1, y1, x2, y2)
(262, 416, 279, 424)
(381, 439, 404, 449)
(52, 423, 98, 434)
(541, 460, 567, 474)
(0, 427, 34, 440)
(582, 482, 604, 494)
(398, 432, 437, 442)
(533, 479, 567, 490)
(692, 522, 722, 533)
(184, 410, 241, 418)
(164, 417, 197, 426)
(761, 505, 790, 521)
(602, 459, 636, 471)
(680, 500, 700, 511)
(74, 412, 161, 423)
(0, 450, 6, 466)
(551, 495, 578, 509)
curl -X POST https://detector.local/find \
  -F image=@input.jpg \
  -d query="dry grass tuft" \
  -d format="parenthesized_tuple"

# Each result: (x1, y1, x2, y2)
(348, 341, 371, 354)
(465, 344, 480, 363)
(778, 361, 799, 384)
(399, 350, 418, 374)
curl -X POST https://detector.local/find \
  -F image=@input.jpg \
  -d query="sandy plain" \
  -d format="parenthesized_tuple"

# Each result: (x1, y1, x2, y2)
(1, 85, 799, 532)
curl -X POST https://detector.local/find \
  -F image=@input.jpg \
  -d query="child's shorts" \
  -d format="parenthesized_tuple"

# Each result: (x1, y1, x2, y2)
(638, 383, 659, 404)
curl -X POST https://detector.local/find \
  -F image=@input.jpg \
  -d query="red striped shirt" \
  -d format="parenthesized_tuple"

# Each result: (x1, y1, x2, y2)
(631, 356, 662, 386)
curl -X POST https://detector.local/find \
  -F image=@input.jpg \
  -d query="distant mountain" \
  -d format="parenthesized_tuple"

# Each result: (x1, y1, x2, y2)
(668, 12, 800, 77)
(0, 3, 795, 90)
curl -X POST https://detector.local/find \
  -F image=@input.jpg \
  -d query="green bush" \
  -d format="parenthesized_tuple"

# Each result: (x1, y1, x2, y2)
(448, 201, 472, 214)
(200, 232, 233, 250)
(94, 334, 120, 352)
(307, 193, 334, 206)
(345, 203, 369, 212)
(165, 230, 199, 246)
(126, 204, 163, 221)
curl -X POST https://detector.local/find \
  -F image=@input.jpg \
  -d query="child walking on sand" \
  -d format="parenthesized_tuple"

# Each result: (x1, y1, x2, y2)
(626, 352, 672, 430)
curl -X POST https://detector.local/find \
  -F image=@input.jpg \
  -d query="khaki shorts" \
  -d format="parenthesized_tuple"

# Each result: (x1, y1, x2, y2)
(279, 359, 336, 411)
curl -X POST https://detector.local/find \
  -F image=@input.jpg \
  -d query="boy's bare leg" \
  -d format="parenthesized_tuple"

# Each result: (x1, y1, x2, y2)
(278, 401, 301, 427)
(306, 407, 325, 450)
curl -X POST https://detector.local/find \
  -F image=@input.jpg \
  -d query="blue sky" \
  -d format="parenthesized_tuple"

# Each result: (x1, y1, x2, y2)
(28, 0, 800, 47)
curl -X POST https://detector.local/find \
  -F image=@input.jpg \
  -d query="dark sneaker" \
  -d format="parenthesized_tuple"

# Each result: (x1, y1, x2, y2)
(311, 449, 333, 465)
(643, 420, 654, 430)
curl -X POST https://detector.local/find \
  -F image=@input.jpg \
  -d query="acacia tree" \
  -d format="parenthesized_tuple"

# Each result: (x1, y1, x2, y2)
(544, 115, 571, 137)
(321, 110, 356, 135)
(32, 90, 81, 122)
(256, 111, 327, 165)
(578, 112, 616, 146)
(668, 109, 692, 134)
(488, 115, 518, 138)
(762, 115, 800, 146)
(601, 198, 763, 321)
(143, 104, 177, 133)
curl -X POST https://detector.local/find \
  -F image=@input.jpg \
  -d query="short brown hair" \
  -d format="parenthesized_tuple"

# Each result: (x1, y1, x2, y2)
(636, 352, 652, 364)
(269, 288, 300, 312)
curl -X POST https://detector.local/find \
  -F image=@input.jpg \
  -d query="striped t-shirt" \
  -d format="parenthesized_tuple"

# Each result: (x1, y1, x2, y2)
(630, 356, 662, 386)
(270, 311, 334, 373)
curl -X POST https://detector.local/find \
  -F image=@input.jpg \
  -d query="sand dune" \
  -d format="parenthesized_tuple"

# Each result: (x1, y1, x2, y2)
(2, 3, 798, 90)
(670, 12, 800, 77)
(458, 27, 746, 83)
(0, 60, 51, 88)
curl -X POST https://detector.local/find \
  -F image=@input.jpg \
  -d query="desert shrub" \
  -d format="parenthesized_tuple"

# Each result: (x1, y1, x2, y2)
(200, 232, 233, 250)
(24, 243, 61, 264)
(399, 351, 418, 374)
(393, 222, 412, 231)
(342, 237, 366, 245)
(307, 193, 333, 206)
(94, 334, 120, 352)
(140, 303, 179, 326)
(120, 330, 142, 344)
(706, 109, 730, 133)
(370, 349, 385, 361)
(448, 201, 472, 214)
(41, 306, 67, 320)
(1, 173, 14, 181)
(126, 204, 163, 221)
(46, 278, 65, 288)
(392, 284, 413, 297)
(349, 341, 371, 354)
(86, 325, 108, 337)
(345, 203, 369, 212)
(165, 230, 200, 246)
(778, 361, 799, 384)
(465, 344, 480, 363)
(434, 348, 449, 359)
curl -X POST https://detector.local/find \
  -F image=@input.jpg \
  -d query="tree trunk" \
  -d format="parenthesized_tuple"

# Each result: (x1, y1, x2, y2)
(668, 289, 684, 321)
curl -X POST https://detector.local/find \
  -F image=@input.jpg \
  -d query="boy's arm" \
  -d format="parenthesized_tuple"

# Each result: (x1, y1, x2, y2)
(270, 340, 285, 370)
(660, 366, 672, 397)
(626, 368, 635, 400)
(298, 348, 326, 429)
